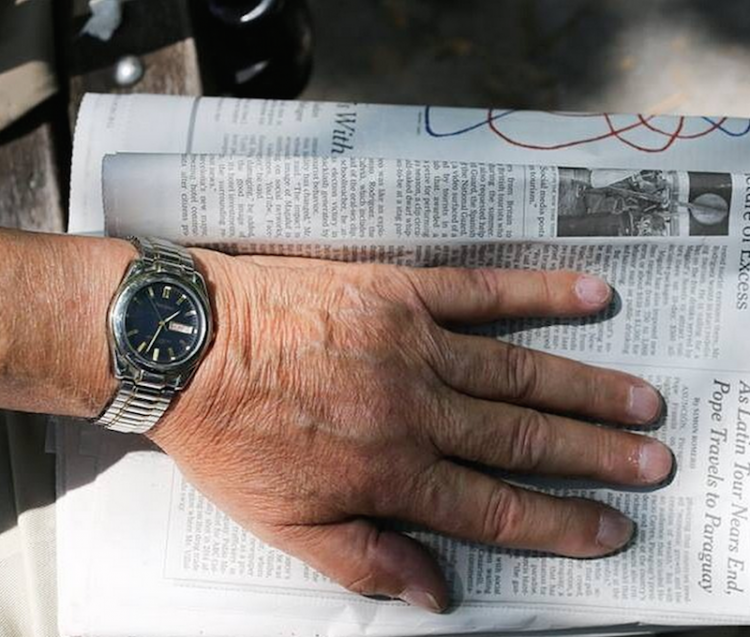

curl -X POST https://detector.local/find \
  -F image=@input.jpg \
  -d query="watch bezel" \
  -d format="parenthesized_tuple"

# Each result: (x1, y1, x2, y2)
(109, 270, 212, 378)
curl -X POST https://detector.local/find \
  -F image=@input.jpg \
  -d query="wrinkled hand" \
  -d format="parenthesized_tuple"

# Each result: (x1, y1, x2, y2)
(149, 252, 672, 613)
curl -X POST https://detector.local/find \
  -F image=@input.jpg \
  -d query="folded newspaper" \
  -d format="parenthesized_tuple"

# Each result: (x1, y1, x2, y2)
(60, 92, 750, 636)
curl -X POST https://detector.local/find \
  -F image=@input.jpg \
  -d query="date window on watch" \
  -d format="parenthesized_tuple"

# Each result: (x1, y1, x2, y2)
(169, 321, 195, 335)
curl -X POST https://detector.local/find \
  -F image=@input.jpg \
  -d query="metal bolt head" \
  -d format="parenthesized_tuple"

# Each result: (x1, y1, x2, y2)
(114, 55, 144, 87)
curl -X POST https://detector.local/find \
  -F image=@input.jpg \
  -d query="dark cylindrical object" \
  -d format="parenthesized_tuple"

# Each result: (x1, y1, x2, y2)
(194, 0, 313, 99)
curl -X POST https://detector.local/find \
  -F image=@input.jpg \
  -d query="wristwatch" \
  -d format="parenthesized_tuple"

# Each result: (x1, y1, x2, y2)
(94, 237, 213, 434)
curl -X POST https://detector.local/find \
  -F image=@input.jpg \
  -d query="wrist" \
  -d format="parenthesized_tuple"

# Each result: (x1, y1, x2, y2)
(0, 230, 135, 418)
(145, 248, 244, 447)
(71, 235, 138, 417)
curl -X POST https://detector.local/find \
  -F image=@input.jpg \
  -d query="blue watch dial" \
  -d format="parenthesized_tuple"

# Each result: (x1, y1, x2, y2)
(123, 281, 202, 366)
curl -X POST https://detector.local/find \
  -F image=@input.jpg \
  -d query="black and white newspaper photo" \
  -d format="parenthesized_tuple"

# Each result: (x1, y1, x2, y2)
(557, 169, 732, 238)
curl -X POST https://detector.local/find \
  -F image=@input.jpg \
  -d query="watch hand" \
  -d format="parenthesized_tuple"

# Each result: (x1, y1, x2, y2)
(163, 310, 182, 325)
(146, 323, 163, 353)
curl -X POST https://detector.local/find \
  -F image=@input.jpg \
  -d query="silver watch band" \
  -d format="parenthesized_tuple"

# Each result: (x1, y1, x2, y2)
(95, 237, 195, 434)
(95, 381, 175, 434)
(130, 236, 195, 275)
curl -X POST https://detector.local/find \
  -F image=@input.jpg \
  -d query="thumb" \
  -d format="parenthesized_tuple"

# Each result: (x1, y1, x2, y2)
(272, 518, 449, 613)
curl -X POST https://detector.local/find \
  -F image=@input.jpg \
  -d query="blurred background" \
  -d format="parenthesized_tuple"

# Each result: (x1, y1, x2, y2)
(304, 0, 750, 116)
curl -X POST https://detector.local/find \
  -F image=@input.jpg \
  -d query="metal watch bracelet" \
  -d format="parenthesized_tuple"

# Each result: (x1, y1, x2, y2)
(94, 237, 196, 434)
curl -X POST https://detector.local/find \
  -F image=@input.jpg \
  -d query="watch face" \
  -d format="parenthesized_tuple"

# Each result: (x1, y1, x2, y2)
(121, 279, 206, 369)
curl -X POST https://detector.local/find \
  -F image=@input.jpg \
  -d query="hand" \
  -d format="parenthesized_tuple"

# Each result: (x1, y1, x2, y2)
(149, 252, 672, 613)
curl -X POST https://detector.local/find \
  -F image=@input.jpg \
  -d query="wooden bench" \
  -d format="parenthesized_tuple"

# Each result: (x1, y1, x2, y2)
(0, 0, 201, 234)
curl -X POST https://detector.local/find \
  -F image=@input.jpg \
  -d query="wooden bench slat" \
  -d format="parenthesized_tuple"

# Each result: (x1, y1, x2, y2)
(67, 0, 202, 131)
(0, 107, 65, 233)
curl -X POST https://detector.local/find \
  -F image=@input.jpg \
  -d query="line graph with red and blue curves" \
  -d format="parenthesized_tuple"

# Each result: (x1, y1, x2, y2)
(424, 107, 750, 154)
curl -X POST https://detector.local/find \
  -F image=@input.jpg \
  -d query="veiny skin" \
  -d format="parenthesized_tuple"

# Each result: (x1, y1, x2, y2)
(144, 250, 673, 613)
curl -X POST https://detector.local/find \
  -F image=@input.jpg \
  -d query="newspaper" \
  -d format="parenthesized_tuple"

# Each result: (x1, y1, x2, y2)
(103, 153, 731, 244)
(60, 93, 750, 637)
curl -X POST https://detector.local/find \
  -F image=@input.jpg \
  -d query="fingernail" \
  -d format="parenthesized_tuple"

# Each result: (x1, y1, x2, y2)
(596, 511, 635, 551)
(400, 588, 444, 613)
(638, 440, 674, 483)
(575, 276, 611, 307)
(628, 385, 662, 423)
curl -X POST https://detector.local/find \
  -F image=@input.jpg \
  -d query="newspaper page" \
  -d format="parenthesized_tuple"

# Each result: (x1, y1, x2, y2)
(70, 92, 750, 235)
(58, 93, 750, 636)
(58, 424, 711, 637)
(103, 152, 730, 245)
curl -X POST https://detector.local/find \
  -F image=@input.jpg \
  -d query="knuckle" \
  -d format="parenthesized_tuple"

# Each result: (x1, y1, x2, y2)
(582, 366, 607, 410)
(344, 570, 378, 596)
(399, 461, 442, 514)
(340, 527, 383, 596)
(468, 267, 502, 301)
(502, 344, 541, 401)
(418, 388, 464, 455)
(509, 410, 552, 470)
(591, 432, 620, 477)
(380, 268, 429, 311)
(417, 325, 453, 373)
(481, 485, 524, 546)
(534, 271, 555, 307)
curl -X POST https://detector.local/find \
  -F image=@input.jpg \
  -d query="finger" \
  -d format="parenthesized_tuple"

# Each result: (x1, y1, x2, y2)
(431, 392, 673, 486)
(433, 332, 663, 425)
(403, 268, 612, 323)
(236, 260, 613, 323)
(271, 519, 448, 613)
(403, 461, 635, 557)
(235, 254, 342, 268)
